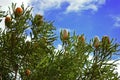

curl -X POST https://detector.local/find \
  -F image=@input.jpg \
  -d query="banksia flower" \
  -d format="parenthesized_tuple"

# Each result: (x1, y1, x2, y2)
(102, 36, 110, 50)
(14, 7, 23, 17)
(102, 36, 110, 44)
(60, 29, 69, 41)
(25, 69, 31, 76)
(93, 36, 100, 48)
(5, 16, 11, 27)
(34, 14, 43, 26)
(78, 35, 85, 43)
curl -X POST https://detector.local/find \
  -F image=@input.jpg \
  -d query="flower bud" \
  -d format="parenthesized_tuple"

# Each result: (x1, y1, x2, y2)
(25, 69, 31, 76)
(14, 7, 23, 17)
(93, 36, 100, 48)
(102, 36, 110, 44)
(5, 16, 11, 27)
(78, 35, 85, 43)
(34, 14, 43, 26)
(62, 29, 69, 40)
(102, 36, 110, 50)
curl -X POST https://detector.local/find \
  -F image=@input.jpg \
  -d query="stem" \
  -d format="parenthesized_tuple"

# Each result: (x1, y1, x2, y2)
(0, 73, 2, 80)
(14, 70, 17, 80)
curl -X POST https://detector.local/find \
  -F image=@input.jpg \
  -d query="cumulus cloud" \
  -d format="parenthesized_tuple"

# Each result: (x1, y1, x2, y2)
(30, 0, 106, 14)
(116, 61, 120, 75)
(54, 44, 62, 53)
(0, 0, 29, 11)
(65, 0, 105, 13)
(111, 15, 120, 27)
(88, 55, 120, 76)
(0, 0, 30, 29)
(108, 60, 120, 76)
(30, 0, 65, 15)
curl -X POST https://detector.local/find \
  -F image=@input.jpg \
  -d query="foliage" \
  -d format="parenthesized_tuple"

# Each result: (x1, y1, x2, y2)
(0, 7, 5, 22)
(0, 3, 120, 80)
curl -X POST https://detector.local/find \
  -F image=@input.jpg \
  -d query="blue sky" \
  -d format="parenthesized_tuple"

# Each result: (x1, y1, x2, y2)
(0, 0, 120, 44)
(31, 0, 120, 72)
(29, 0, 120, 60)
(30, 0, 120, 60)
(30, 0, 120, 44)
(30, 0, 120, 73)
(1, 0, 119, 57)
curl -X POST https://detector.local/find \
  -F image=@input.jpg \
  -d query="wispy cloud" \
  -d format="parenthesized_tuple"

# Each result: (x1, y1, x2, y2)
(111, 15, 120, 27)
(30, 0, 106, 15)
(65, 0, 106, 13)
(30, 0, 65, 15)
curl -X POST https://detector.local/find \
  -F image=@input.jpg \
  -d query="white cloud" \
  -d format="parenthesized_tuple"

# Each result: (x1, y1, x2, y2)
(65, 0, 98, 13)
(54, 44, 63, 53)
(56, 44, 62, 51)
(0, 0, 29, 11)
(0, 19, 5, 30)
(88, 54, 93, 60)
(55, 44, 120, 76)
(30, 0, 106, 14)
(86, 54, 120, 76)
(111, 15, 120, 27)
(108, 60, 120, 76)
(0, 0, 30, 29)
(116, 61, 120, 75)
(30, 0, 65, 15)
